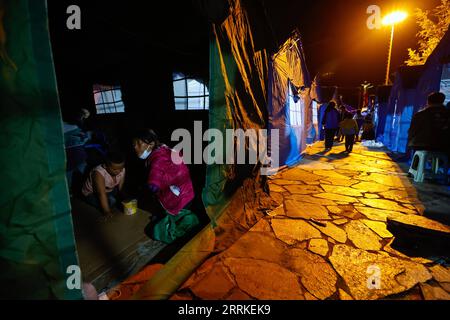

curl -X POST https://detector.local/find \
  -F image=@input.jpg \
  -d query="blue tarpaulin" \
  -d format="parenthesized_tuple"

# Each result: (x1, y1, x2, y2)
(382, 27, 450, 154)
(383, 66, 424, 153)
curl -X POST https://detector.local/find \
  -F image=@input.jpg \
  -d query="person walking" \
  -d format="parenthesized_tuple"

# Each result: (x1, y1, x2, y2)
(339, 112, 359, 153)
(353, 110, 365, 142)
(322, 101, 340, 151)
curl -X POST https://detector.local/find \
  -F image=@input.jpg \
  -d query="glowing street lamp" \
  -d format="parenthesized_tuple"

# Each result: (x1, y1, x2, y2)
(382, 11, 408, 85)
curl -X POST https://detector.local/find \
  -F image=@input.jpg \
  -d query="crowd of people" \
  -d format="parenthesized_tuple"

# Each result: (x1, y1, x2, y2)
(320, 98, 376, 153)
(319, 91, 450, 160)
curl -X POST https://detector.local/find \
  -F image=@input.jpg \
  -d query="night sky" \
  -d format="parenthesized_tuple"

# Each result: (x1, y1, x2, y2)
(294, 0, 441, 86)
(48, 0, 442, 88)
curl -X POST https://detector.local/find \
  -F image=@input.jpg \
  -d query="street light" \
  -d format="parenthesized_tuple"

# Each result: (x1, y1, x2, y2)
(382, 11, 408, 85)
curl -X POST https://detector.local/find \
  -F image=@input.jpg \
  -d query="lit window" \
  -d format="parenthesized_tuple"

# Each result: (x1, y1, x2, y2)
(312, 100, 319, 126)
(173, 73, 209, 110)
(288, 83, 303, 127)
(440, 63, 450, 105)
(93, 84, 125, 114)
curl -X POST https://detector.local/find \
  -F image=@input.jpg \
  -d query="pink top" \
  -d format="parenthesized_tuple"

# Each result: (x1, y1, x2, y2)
(146, 145, 194, 215)
(82, 165, 125, 196)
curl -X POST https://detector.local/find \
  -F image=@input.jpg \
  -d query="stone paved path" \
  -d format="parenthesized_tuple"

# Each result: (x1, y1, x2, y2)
(172, 141, 450, 300)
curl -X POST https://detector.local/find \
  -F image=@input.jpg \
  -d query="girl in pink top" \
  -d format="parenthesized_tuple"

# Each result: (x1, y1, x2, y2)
(82, 151, 125, 218)
(132, 129, 195, 217)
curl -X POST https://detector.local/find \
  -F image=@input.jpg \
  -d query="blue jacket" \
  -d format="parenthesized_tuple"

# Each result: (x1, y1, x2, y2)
(322, 107, 340, 129)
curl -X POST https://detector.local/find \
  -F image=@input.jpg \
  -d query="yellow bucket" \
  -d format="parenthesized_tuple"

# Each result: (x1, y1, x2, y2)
(122, 199, 138, 216)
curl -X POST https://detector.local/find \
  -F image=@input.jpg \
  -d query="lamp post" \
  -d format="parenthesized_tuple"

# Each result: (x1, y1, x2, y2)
(382, 11, 408, 85)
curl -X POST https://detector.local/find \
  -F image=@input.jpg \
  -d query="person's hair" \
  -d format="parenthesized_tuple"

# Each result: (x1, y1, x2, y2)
(133, 128, 160, 146)
(344, 112, 353, 119)
(357, 110, 362, 115)
(105, 151, 125, 165)
(427, 92, 445, 105)
(78, 108, 89, 117)
(326, 101, 336, 111)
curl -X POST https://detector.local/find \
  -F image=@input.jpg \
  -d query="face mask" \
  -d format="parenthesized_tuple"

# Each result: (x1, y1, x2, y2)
(139, 146, 152, 159)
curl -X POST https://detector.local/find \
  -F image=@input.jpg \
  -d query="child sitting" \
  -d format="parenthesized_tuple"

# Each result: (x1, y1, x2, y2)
(339, 112, 359, 153)
(82, 151, 125, 218)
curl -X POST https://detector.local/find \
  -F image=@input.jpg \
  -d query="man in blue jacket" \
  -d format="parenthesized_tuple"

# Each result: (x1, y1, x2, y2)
(322, 101, 341, 151)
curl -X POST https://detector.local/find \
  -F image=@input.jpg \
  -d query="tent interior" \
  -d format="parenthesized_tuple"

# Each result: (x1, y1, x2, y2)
(43, 0, 324, 294)
(47, 0, 213, 291)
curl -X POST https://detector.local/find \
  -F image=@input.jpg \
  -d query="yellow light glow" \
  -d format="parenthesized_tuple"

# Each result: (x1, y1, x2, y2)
(382, 11, 408, 26)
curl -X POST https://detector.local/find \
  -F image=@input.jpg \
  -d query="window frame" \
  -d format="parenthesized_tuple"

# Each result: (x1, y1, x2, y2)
(93, 84, 125, 114)
(288, 83, 303, 127)
(173, 74, 209, 111)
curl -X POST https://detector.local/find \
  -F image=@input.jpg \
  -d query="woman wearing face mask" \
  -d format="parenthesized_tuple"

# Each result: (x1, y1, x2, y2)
(132, 129, 198, 243)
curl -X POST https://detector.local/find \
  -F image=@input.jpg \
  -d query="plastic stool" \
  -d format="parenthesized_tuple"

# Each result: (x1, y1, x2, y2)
(408, 150, 449, 183)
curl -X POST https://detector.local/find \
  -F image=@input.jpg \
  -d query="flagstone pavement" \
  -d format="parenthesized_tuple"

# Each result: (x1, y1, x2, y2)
(172, 141, 450, 300)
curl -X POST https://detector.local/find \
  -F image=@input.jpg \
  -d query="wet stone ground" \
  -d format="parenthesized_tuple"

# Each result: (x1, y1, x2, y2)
(172, 141, 450, 300)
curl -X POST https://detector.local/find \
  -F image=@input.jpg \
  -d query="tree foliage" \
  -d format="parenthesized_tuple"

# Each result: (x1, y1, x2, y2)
(405, 0, 450, 66)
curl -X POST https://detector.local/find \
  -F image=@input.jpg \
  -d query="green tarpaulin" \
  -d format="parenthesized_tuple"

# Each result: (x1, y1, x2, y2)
(202, 0, 269, 223)
(0, 0, 81, 299)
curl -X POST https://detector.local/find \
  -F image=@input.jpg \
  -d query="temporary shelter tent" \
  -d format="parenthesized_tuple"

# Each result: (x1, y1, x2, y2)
(1, 0, 315, 299)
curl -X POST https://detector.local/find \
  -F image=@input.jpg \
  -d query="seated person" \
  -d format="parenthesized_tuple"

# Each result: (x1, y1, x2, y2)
(361, 114, 375, 141)
(63, 108, 92, 147)
(64, 108, 92, 191)
(82, 151, 126, 218)
(132, 129, 199, 243)
(408, 92, 450, 152)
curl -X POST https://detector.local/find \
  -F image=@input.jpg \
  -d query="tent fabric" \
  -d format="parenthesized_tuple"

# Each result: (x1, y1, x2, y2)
(0, 0, 81, 299)
(133, 0, 290, 299)
(383, 66, 424, 153)
(202, 0, 270, 221)
(268, 32, 312, 167)
(202, 1, 313, 216)
(374, 85, 392, 141)
(375, 101, 389, 141)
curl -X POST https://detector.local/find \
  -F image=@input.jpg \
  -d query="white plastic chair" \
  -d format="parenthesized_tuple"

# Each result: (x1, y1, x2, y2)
(408, 150, 449, 183)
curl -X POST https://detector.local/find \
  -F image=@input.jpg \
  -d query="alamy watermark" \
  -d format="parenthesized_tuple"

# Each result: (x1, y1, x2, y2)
(367, 5, 382, 30)
(367, 264, 382, 290)
(170, 121, 280, 176)
(66, 5, 81, 30)
(66, 265, 81, 290)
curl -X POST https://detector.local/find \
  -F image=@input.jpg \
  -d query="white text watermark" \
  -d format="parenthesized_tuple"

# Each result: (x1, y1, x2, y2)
(171, 121, 280, 176)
